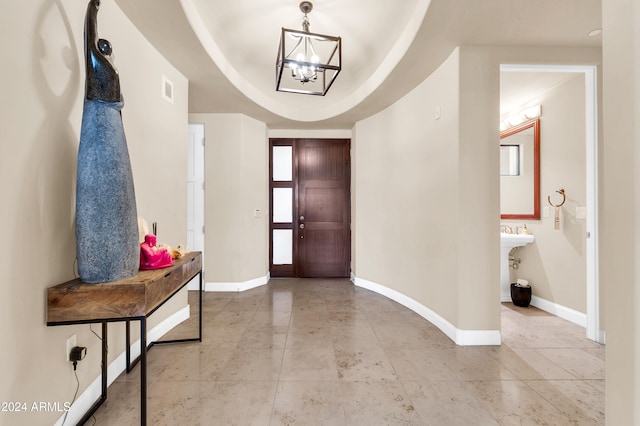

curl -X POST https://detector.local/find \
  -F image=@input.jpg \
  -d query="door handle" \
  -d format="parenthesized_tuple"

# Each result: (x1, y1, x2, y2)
(299, 223, 305, 229)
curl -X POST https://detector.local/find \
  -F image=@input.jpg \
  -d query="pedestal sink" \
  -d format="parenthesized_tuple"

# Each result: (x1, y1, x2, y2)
(500, 233, 535, 301)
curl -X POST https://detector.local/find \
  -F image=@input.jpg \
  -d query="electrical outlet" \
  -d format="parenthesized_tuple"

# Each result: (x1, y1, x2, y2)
(66, 334, 77, 362)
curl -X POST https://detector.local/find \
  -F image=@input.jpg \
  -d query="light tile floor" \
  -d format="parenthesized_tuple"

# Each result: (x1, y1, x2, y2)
(93, 278, 605, 425)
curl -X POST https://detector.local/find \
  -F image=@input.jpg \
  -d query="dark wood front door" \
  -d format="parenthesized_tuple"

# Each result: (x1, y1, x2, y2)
(270, 138, 351, 278)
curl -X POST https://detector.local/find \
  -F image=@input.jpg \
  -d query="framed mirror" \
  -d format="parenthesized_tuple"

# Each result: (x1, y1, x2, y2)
(500, 119, 540, 219)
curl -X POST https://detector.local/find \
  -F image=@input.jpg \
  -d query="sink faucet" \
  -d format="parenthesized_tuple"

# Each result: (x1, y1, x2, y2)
(501, 225, 513, 234)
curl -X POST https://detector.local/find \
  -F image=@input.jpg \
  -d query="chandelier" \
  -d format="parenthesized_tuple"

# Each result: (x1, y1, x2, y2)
(276, 1, 342, 96)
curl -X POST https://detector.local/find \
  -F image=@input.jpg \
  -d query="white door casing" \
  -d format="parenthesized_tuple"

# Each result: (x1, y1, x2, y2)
(501, 64, 601, 343)
(187, 123, 205, 290)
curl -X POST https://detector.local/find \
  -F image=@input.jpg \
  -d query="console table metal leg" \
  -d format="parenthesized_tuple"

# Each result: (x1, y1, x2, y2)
(125, 320, 132, 373)
(76, 322, 108, 425)
(101, 322, 108, 398)
(198, 271, 203, 342)
(140, 318, 147, 426)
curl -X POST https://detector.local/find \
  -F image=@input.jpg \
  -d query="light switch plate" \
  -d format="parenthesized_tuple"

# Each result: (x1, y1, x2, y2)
(543, 206, 550, 217)
(576, 206, 587, 219)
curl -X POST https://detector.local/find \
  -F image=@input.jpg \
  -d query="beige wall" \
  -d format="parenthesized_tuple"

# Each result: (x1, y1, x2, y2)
(354, 48, 460, 326)
(189, 113, 269, 284)
(353, 46, 602, 336)
(504, 74, 588, 313)
(457, 47, 502, 330)
(0, 2, 188, 424)
(353, 47, 500, 333)
(602, 0, 640, 424)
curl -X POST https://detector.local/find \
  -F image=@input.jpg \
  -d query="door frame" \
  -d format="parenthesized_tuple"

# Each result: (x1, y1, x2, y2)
(187, 123, 205, 290)
(501, 64, 601, 343)
(269, 138, 352, 278)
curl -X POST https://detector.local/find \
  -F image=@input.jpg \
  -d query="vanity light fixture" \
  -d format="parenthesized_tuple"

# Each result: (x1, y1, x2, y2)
(275, 1, 342, 96)
(500, 105, 542, 131)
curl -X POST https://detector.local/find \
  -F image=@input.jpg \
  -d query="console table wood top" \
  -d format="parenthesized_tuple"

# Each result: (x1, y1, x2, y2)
(47, 251, 202, 325)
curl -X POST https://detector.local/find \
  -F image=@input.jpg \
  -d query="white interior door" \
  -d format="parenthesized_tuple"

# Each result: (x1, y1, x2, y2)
(187, 123, 205, 289)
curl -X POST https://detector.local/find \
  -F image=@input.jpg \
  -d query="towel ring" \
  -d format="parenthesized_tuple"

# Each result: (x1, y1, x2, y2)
(548, 189, 566, 208)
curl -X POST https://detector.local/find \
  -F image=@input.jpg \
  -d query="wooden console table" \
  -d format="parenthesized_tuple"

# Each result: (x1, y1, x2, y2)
(47, 252, 203, 425)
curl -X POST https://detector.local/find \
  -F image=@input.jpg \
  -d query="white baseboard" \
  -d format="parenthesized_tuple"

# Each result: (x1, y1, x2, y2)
(455, 329, 502, 346)
(598, 331, 606, 344)
(529, 295, 587, 328)
(54, 306, 191, 426)
(353, 277, 501, 346)
(205, 273, 270, 292)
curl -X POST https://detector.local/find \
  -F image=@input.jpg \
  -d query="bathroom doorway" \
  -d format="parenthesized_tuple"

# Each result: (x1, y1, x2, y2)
(500, 64, 601, 343)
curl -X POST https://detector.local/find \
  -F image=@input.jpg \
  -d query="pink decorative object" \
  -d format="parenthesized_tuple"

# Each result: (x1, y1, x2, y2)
(139, 234, 174, 270)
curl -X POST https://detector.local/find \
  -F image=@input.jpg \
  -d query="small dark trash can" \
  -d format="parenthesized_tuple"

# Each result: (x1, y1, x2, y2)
(510, 283, 532, 307)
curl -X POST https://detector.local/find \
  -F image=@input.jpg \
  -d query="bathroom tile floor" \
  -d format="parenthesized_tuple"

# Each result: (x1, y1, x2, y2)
(92, 278, 605, 425)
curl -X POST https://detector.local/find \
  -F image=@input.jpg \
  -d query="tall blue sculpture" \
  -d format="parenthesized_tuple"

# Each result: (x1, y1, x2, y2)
(76, 0, 139, 282)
